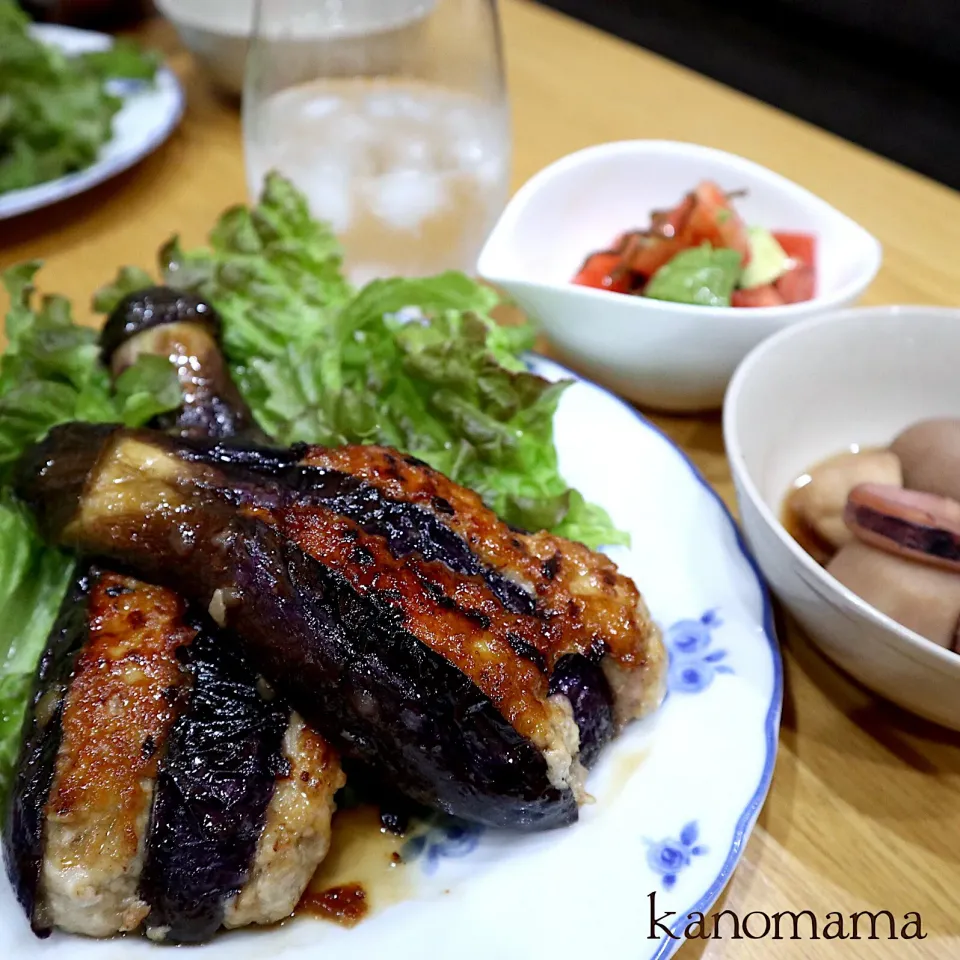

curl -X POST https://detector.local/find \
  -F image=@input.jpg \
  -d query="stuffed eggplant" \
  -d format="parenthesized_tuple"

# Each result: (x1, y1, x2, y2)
(9, 570, 197, 937)
(242, 442, 665, 738)
(13, 423, 666, 830)
(3, 289, 344, 943)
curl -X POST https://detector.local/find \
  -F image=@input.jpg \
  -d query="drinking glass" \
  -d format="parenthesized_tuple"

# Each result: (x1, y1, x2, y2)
(243, 0, 510, 285)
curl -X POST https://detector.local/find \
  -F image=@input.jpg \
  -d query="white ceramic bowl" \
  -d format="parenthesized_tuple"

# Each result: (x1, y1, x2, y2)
(156, 0, 434, 96)
(478, 141, 881, 412)
(724, 305, 960, 729)
(154, 0, 253, 93)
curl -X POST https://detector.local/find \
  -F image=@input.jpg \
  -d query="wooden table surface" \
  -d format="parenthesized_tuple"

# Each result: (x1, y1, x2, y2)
(3, 3, 959, 957)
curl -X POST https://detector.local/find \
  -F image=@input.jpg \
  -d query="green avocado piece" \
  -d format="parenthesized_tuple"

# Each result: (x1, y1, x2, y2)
(740, 226, 789, 289)
(643, 244, 742, 307)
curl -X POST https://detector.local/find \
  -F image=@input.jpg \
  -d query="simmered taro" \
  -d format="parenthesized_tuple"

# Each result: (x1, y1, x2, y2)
(785, 419, 960, 652)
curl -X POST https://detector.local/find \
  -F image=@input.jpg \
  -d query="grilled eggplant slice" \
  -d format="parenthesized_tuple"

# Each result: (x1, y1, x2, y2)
(223, 715, 343, 929)
(3, 570, 198, 937)
(16, 424, 666, 827)
(139, 623, 289, 943)
(162, 440, 663, 735)
(140, 627, 343, 944)
(292, 445, 666, 729)
(6, 566, 339, 942)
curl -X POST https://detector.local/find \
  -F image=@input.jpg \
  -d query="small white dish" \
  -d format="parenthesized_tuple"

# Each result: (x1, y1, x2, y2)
(0, 25, 184, 221)
(156, 0, 435, 96)
(478, 140, 881, 412)
(154, 0, 253, 94)
(725, 305, 960, 729)
(2, 357, 780, 960)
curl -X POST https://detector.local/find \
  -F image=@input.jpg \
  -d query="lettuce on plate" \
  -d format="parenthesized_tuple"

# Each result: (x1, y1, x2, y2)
(0, 0, 160, 193)
(97, 172, 627, 543)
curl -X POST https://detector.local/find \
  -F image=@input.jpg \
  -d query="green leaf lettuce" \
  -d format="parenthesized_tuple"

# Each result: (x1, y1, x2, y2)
(98, 172, 626, 542)
(0, 1, 159, 193)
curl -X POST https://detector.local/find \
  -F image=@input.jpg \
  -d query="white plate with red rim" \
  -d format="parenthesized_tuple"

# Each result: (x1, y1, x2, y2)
(1, 357, 781, 960)
(0, 24, 184, 221)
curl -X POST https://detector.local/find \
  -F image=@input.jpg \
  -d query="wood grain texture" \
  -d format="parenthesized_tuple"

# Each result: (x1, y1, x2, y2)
(1, 2, 958, 955)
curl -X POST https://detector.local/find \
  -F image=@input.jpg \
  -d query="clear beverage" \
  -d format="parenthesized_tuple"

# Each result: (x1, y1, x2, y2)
(243, 0, 509, 284)
(245, 78, 509, 285)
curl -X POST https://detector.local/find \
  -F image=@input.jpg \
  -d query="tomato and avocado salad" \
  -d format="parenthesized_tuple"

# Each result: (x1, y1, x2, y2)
(571, 181, 817, 308)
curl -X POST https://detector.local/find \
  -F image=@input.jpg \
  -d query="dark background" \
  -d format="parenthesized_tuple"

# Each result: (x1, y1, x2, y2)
(538, 0, 960, 190)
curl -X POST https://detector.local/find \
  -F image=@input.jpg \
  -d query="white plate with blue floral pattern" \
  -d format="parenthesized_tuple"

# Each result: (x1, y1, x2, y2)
(0, 356, 781, 959)
(0, 24, 184, 221)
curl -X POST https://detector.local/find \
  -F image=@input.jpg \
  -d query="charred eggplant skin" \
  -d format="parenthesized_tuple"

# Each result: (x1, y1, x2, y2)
(227, 516, 576, 828)
(140, 624, 288, 944)
(15, 426, 577, 828)
(3, 571, 92, 936)
(548, 655, 613, 768)
(100, 287, 221, 366)
(180, 440, 539, 616)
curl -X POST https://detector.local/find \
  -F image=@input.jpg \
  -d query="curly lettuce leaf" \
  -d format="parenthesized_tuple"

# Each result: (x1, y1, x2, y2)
(0, 495, 73, 800)
(0, 1, 158, 193)
(0, 262, 179, 482)
(242, 294, 624, 537)
(95, 172, 626, 544)
(164, 172, 352, 362)
(90, 264, 154, 313)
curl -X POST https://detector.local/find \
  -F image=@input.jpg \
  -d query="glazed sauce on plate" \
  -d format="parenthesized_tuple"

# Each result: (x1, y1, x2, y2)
(595, 748, 649, 808)
(295, 805, 413, 927)
(298, 884, 368, 927)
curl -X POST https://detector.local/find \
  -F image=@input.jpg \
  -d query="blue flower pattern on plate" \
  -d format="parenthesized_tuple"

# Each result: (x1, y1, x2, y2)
(666, 609, 733, 694)
(401, 817, 485, 875)
(645, 821, 709, 890)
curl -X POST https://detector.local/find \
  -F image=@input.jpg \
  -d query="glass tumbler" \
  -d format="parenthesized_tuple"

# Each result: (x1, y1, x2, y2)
(243, 0, 511, 285)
